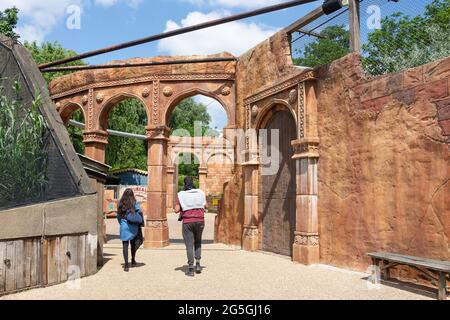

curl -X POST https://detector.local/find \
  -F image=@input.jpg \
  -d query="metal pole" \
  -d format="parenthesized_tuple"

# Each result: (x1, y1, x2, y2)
(69, 120, 147, 140)
(38, 0, 320, 70)
(41, 57, 237, 73)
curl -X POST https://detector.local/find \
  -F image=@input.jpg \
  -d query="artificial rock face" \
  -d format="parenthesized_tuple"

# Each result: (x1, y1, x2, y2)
(316, 54, 450, 271)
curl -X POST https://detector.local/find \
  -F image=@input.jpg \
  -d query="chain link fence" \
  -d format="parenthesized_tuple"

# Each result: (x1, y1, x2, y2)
(291, 0, 450, 76)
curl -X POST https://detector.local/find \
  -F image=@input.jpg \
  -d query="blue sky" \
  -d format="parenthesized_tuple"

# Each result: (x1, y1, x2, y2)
(0, 0, 434, 129)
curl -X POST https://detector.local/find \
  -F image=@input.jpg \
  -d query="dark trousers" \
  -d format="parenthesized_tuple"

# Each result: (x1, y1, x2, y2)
(182, 222, 205, 267)
(122, 238, 137, 265)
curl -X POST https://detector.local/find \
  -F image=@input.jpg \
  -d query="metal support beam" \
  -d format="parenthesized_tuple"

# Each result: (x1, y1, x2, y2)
(69, 120, 147, 140)
(38, 0, 320, 70)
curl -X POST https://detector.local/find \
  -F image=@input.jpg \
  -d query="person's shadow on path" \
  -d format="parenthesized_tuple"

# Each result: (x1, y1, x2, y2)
(121, 262, 146, 268)
(175, 265, 206, 273)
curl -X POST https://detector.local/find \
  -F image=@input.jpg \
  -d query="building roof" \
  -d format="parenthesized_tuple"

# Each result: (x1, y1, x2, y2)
(110, 168, 148, 176)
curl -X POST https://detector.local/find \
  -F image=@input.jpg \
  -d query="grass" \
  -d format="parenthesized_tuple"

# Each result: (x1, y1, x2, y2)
(0, 79, 48, 208)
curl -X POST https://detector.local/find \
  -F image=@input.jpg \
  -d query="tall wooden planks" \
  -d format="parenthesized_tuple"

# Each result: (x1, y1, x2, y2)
(78, 235, 86, 278)
(59, 236, 68, 282)
(0, 234, 91, 294)
(0, 242, 5, 292)
(47, 238, 59, 284)
(14, 240, 25, 290)
(5, 241, 16, 292)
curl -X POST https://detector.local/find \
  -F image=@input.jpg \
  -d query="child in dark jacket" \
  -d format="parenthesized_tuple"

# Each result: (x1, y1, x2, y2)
(117, 189, 144, 272)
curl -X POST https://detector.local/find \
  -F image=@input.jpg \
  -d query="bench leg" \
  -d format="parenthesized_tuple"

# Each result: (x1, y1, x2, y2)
(382, 260, 390, 281)
(371, 258, 381, 284)
(438, 272, 447, 301)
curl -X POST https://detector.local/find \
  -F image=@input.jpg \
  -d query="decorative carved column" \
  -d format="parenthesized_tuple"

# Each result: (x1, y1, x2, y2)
(198, 166, 207, 193)
(166, 165, 175, 213)
(83, 130, 109, 163)
(145, 125, 170, 248)
(291, 138, 320, 264)
(242, 156, 259, 252)
(292, 80, 320, 265)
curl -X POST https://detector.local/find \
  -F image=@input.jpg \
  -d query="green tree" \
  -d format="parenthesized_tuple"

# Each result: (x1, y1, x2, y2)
(293, 25, 350, 68)
(24, 41, 85, 83)
(0, 7, 19, 40)
(105, 99, 148, 171)
(23, 41, 87, 155)
(362, 0, 450, 75)
(169, 98, 219, 137)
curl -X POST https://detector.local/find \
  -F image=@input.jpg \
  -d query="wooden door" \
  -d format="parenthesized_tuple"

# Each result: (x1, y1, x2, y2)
(261, 110, 296, 256)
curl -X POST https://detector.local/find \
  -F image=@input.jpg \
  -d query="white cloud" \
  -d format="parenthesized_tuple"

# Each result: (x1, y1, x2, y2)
(0, 0, 83, 43)
(95, 0, 142, 8)
(158, 10, 278, 56)
(95, 0, 118, 7)
(0, 0, 143, 44)
(182, 0, 285, 9)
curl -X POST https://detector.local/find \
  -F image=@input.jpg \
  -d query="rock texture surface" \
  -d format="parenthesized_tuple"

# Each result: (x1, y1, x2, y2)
(316, 54, 450, 273)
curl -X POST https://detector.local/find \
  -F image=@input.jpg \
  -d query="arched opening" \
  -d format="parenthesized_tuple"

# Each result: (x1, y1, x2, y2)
(101, 97, 149, 172)
(259, 107, 297, 257)
(174, 152, 200, 192)
(167, 94, 231, 211)
(61, 103, 85, 154)
(168, 94, 228, 138)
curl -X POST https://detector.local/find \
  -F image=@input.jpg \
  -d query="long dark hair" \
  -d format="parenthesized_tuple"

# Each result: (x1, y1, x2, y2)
(118, 188, 136, 218)
(184, 176, 195, 191)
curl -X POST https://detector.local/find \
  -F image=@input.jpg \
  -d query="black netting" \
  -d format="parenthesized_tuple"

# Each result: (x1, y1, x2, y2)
(0, 39, 81, 210)
(291, 0, 449, 76)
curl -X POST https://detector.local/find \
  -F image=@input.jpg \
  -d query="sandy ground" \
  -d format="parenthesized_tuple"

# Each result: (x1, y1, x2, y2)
(1, 213, 432, 300)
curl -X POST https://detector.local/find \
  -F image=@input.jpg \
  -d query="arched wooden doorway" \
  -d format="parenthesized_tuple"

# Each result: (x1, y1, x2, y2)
(260, 109, 297, 256)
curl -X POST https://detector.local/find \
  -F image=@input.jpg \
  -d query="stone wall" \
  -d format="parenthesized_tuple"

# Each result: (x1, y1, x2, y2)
(214, 31, 298, 246)
(216, 26, 449, 274)
(316, 53, 450, 272)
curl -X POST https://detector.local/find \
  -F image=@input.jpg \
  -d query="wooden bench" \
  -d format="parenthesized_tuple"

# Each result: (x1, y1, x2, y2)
(368, 252, 450, 300)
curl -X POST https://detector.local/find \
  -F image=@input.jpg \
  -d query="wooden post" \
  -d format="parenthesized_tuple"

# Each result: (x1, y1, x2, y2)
(438, 272, 447, 300)
(349, 0, 361, 52)
(371, 258, 380, 284)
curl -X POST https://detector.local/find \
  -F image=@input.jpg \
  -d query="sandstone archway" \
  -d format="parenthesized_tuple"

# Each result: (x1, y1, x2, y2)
(50, 54, 237, 248)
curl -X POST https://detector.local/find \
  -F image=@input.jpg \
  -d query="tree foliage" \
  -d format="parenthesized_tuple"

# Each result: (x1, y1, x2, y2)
(293, 25, 350, 68)
(293, 0, 450, 75)
(362, 0, 450, 75)
(105, 99, 148, 171)
(0, 7, 224, 173)
(169, 97, 219, 137)
(24, 41, 85, 83)
(0, 7, 19, 40)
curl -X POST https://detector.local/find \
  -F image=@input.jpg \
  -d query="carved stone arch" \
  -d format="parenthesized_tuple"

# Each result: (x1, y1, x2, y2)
(254, 99, 297, 134)
(97, 91, 150, 131)
(172, 150, 202, 167)
(59, 101, 86, 126)
(163, 87, 231, 127)
(206, 152, 233, 165)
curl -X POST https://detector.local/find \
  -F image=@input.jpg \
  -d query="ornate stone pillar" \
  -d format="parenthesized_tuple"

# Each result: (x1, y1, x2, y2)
(291, 80, 320, 265)
(166, 165, 175, 213)
(145, 125, 170, 248)
(242, 158, 259, 251)
(198, 166, 207, 193)
(83, 130, 108, 163)
(291, 138, 320, 264)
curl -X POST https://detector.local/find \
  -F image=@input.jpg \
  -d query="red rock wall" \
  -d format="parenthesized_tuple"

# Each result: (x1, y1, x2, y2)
(316, 53, 450, 272)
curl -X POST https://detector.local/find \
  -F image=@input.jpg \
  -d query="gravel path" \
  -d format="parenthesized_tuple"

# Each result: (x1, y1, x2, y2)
(1, 213, 431, 300)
